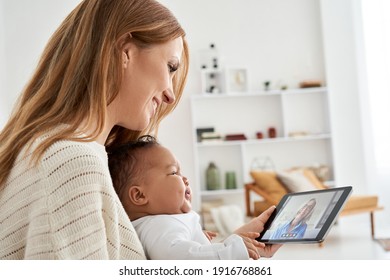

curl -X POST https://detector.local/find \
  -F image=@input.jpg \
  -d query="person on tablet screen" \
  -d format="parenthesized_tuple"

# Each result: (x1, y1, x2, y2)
(270, 198, 317, 239)
(108, 135, 282, 259)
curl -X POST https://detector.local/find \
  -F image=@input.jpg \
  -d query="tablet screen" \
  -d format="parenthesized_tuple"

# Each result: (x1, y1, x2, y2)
(257, 186, 352, 243)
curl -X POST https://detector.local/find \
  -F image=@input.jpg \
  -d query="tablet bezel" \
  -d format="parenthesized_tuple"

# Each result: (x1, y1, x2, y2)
(257, 186, 353, 244)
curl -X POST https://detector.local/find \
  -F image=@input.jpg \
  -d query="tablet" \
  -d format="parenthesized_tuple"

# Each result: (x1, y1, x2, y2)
(257, 186, 352, 244)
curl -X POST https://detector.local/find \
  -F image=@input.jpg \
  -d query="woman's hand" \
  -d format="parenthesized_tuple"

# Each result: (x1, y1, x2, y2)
(234, 206, 282, 258)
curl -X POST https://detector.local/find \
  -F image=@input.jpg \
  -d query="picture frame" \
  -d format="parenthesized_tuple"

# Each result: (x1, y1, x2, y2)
(226, 67, 248, 93)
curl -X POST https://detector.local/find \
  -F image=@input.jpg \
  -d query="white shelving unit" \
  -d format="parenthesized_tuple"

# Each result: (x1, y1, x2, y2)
(190, 86, 335, 209)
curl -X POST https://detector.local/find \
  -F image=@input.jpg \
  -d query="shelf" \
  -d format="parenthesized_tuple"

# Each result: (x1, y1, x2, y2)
(192, 87, 327, 99)
(191, 78, 334, 212)
(279, 87, 327, 95)
(200, 188, 244, 197)
(196, 133, 331, 147)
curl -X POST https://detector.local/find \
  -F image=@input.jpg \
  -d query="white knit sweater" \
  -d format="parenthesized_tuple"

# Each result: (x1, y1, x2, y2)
(0, 134, 146, 260)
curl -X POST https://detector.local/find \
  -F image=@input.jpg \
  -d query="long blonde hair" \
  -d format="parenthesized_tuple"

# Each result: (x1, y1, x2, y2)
(0, 0, 189, 186)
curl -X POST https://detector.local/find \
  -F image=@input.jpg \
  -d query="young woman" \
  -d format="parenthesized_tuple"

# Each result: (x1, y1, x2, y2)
(0, 0, 281, 260)
(0, 0, 189, 259)
(270, 199, 317, 239)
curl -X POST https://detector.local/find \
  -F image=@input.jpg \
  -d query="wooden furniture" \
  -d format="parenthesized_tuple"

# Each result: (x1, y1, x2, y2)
(339, 205, 384, 238)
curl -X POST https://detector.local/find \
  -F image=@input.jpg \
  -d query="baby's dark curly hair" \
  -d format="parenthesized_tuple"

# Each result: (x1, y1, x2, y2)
(107, 135, 160, 200)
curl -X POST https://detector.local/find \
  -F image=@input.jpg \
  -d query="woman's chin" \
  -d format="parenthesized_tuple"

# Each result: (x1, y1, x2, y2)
(117, 121, 149, 132)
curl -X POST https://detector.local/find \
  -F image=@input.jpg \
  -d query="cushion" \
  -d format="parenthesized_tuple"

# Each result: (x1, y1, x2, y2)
(276, 169, 318, 193)
(283, 168, 328, 189)
(302, 168, 328, 189)
(201, 200, 224, 232)
(249, 171, 288, 202)
(210, 205, 244, 236)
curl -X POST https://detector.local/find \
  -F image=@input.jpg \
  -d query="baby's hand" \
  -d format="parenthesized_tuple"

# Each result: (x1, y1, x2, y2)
(235, 206, 282, 258)
(203, 230, 218, 241)
(237, 232, 265, 260)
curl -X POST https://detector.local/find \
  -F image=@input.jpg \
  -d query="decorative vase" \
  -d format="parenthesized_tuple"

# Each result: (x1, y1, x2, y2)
(268, 127, 277, 138)
(206, 162, 221, 190)
(225, 171, 237, 189)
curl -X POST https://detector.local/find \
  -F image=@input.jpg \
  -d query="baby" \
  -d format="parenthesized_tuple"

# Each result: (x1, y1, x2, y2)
(108, 135, 275, 260)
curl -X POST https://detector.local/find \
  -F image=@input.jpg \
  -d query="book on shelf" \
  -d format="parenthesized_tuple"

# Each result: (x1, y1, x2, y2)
(225, 134, 247, 141)
(200, 132, 222, 142)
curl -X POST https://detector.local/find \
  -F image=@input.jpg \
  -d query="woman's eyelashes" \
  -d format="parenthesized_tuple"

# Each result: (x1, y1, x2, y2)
(168, 62, 179, 73)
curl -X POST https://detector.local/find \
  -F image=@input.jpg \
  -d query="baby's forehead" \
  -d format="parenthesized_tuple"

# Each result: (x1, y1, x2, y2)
(142, 145, 178, 166)
(143, 144, 168, 156)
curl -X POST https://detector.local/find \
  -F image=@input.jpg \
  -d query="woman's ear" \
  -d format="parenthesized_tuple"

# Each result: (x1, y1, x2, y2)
(128, 186, 148, 206)
(122, 51, 129, 66)
(118, 33, 133, 67)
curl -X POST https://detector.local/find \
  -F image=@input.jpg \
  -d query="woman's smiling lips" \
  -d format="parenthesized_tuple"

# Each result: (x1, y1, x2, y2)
(152, 97, 161, 115)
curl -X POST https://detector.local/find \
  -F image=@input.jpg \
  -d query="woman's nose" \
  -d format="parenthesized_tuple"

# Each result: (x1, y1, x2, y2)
(162, 88, 175, 104)
(183, 176, 189, 186)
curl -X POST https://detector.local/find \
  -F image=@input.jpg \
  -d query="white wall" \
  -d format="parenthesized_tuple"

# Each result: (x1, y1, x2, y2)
(0, 0, 6, 127)
(159, 0, 325, 93)
(320, 0, 367, 191)
(0, 0, 81, 127)
(320, 1, 389, 230)
(357, 0, 390, 228)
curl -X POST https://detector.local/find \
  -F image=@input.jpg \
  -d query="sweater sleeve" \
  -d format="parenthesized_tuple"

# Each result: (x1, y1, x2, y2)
(41, 141, 145, 260)
(137, 216, 248, 260)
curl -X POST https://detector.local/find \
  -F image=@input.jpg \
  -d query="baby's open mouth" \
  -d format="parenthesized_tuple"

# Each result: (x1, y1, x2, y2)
(185, 188, 191, 200)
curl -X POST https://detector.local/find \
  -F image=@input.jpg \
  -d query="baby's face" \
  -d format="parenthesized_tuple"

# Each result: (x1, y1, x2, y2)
(142, 145, 192, 215)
